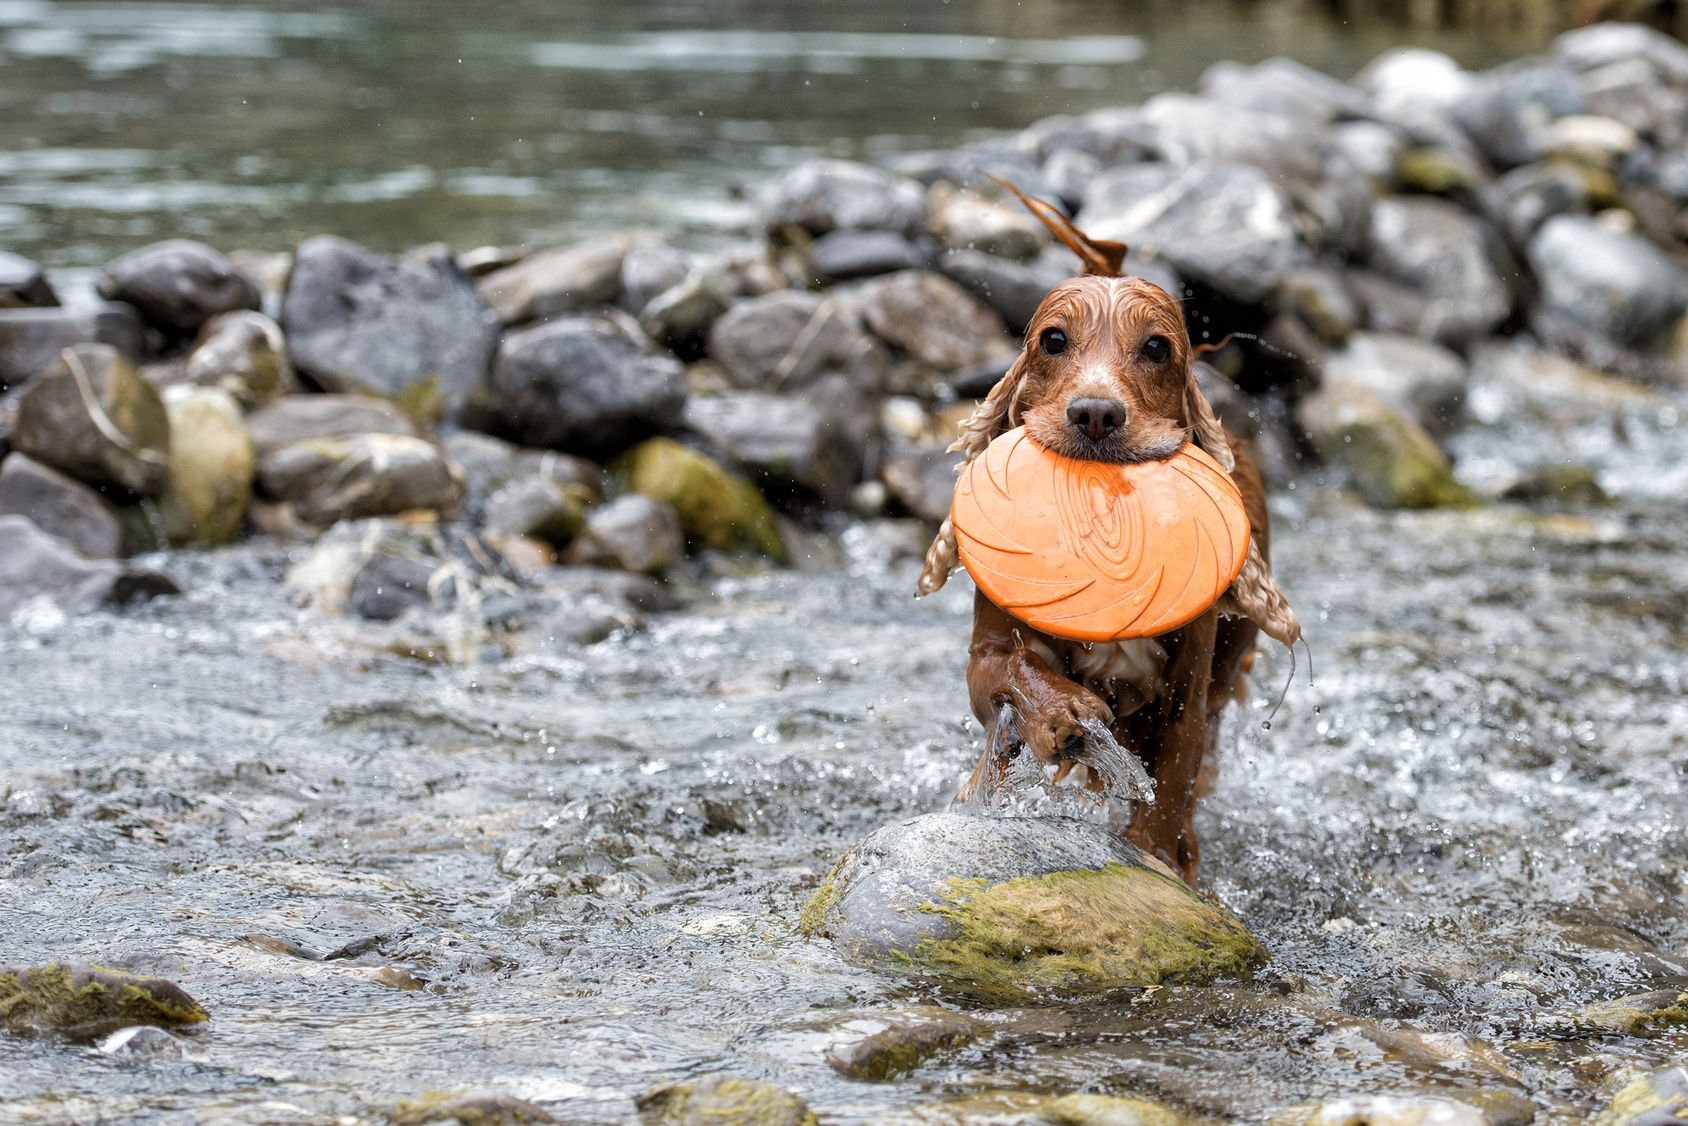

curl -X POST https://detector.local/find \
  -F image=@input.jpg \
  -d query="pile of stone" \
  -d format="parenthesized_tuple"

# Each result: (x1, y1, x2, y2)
(1, 22, 1684, 626)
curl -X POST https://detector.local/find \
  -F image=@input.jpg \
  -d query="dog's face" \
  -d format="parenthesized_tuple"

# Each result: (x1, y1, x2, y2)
(1016, 276, 1193, 464)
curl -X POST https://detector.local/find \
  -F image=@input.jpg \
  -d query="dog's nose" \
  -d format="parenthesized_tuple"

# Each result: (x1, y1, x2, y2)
(1066, 397, 1127, 442)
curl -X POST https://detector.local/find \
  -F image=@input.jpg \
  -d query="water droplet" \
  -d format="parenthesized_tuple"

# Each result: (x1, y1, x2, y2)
(1262, 720, 1272, 731)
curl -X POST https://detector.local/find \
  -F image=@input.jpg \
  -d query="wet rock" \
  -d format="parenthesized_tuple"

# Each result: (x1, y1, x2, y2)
(1544, 989, 1688, 1037)
(0, 515, 129, 619)
(1596, 1063, 1688, 1126)
(481, 475, 591, 548)
(562, 494, 683, 576)
(937, 247, 1072, 335)
(153, 386, 253, 546)
(1080, 161, 1302, 304)
(1526, 216, 1688, 353)
(801, 813, 1266, 998)
(1269, 1093, 1508, 1126)
(247, 394, 416, 459)
(440, 430, 599, 521)
(808, 229, 927, 281)
(1499, 464, 1608, 507)
(620, 244, 690, 314)
(288, 517, 511, 621)
(1136, 92, 1327, 184)
(639, 272, 733, 361)
(823, 1008, 977, 1081)
(1040, 149, 1103, 212)
(1366, 197, 1512, 346)
(1332, 120, 1408, 186)
(1447, 61, 1585, 170)
(759, 158, 926, 238)
(1279, 269, 1362, 345)
(477, 237, 627, 326)
(490, 312, 685, 458)
(13, 343, 171, 496)
(857, 270, 1013, 372)
(0, 962, 207, 1041)
(707, 290, 887, 394)
(618, 438, 784, 559)
(1323, 332, 1468, 437)
(880, 443, 961, 525)
(391, 1089, 557, 1125)
(456, 244, 529, 279)
(96, 239, 259, 337)
(1552, 21, 1688, 84)
(1039, 1093, 1186, 1126)
(1583, 58, 1688, 145)
(1541, 115, 1639, 169)
(1201, 56, 1370, 125)
(0, 303, 144, 392)
(1355, 48, 1475, 120)
(282, 237, 496, 420)
(1465, 340, 1661, 427)
(0, 251, 58, 308)
(927, 186, 1048, 261)
(636, 1074, 817, 1126)
(0, 454, 122, 559)
(682, 390, 864, 508)
(257, 433, 463, 526)
(182, 310, 294, 408)
(1395, 146, 1484, 195)
(1495, 162, 1594, 245)
(1298, 384, 1475, 510)
(97, 1024, 189, 1059)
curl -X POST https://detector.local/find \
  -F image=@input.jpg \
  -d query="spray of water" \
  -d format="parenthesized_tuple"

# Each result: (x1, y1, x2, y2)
(954, 704, 1154, 824)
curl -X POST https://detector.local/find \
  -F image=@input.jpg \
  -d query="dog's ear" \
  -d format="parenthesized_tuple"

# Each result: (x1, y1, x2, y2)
(1184, 373, 1235, 473)
(918, 352, 1031, 595)
(990, 176, 1126, 278)
(1221, 540, 1301, 647)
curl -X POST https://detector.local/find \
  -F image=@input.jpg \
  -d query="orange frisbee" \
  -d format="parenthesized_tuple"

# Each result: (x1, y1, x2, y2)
(951, 427, 1250, 643)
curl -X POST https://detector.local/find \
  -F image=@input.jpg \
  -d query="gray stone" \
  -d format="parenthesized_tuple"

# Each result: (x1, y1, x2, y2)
(1344, 268, 1435, 337)
(12, 343, 171, 496)
(1323, 331, 1469, 437)
(1297, 384, 1475, 510)
(282, 237, 496, 419)
(1136, 92, 1326, 183)
(808, 230, 927, 281)
(759, 159, 926, 237)
(1583, 58, 1688, 146)
(1495, 162, 1592, 245)
(707, 290, 887, 394)
(287, 517, 510, 621)
(890, 141, 1057, 201)
(1201, 56, 1371, 124)
(682, 390, 863, 508)
(1541, 114, 1640, 169)
(636, 1075, 816, 1126)
(927, 187, 1048, 261)
(490, 312, 686, 457)
(936, 248, 1072, 335)
(639, 272, 733, 361)
(1366, 197, 1513, 346)
(96, 239, 259, 337)
(257, 433, 463, 526)
(1330, 120, 1408, 186)
(0, 454, 122, 559)
(476, 237, 628, 326)
(880, 442, 962, 524)
(1447, 61, 1585, 170)
(619, 244, 690, 314)
(1080, 161, 1303, 304)
(480, 474, 590, 548)
(1594, 1062, 1688, 1126)
(856, 270, 1014, 372)
(181, 310, 295, 408)
(227, 249, 291, 320)
(0, 516, 176, 620)
(1279, 268, 1362, 345)
(1528, 216, 1688, 353)
(1354, 48, 1475, 120)
(0, 304, 143, 393)
(246, 394, 416, 459)
(1552, 20, 1688, 85)
(1039, 149, 1103, 213)
(562, 494, 683, 576)
(0, 252, 57, 308)
(440, 429, 600, 521)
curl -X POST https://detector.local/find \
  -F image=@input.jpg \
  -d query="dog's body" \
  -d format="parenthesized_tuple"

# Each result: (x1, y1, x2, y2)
(918, 193, 1298, 883)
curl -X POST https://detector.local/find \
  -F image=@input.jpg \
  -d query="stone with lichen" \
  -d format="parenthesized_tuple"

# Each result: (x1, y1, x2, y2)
(635, 1074, 817, 1126)
(0, 962, 208, 1041)
(390, 1089, 557, 1125)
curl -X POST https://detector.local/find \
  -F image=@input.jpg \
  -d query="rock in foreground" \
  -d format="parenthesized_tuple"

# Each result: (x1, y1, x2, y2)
(637, 1075, 817, 1126)
(0, 962, 208, 1041)
(802, 813, 1266, 998)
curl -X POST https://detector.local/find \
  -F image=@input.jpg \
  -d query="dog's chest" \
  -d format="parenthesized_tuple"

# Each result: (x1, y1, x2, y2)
(1047, 636, 1169, 711)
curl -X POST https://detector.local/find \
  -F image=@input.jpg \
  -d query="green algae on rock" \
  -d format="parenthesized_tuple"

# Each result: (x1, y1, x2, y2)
(1038, 1092, 1188, 1126)
(0, 962, 208, 1041)
(1297, 384, 1476, 510)
(823, 1007, 978, 1081)
(1545, 989, 1688, 1038)
(390, 1088, 558, 1125)
(801, 813, 1266, 999)
(618, 437, 785, 560)
(1595, 1064, 1688, 1126)
(636, 1074, 818, 1126)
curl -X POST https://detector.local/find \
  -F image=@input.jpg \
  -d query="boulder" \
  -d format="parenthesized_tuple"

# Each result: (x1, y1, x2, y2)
(682, 390, 865, 508)
(1366, 197, 1513, 346)
(1526, 215, 1688, 353)
(154, 386, 253, 546)
(0, 304, 143, 393)
(1596, 1064, 1688, 1126)
(1583, 58, 1688, 146)
(490, 312, 686, 458)
(1080, 161, 1302, 304)
(639, 272, 733, 361)
(1323, 332, 1468, 436)
(1278, 268, 1362, 345)
(181, 310, 294, 408)
(282, 237, 496, 420)
(618, 438, 784, 559)
(801, 813, 1265, 998)
(1354, 48, 1475, 120)
(96, 239, 259, 337)
(1540, 114, 1638, 169)
(391, 1090, 557, 1126)
(246, 394, 416, 460)
(619, 244, 690, 314)
(936, 248, 1072, 335)
(1446, 61, 1585, 170)
(808, 229, 927, 282)
(562, 494, 683, 576)
(1330, 120, 1408, 186)
(707, 290, 887, 393)
(0, 963, 207, 1042)
(927, 186, 1048, 260)
(880, 442, 963, 524)
(440, 429, 599, 520)
(637, 1075, 817, 1126)
(759, 159, 927, 237)
(480, 474, 591, 548)
(1040, 149, 1103, 213)
(476, 237, 627, 326)
(12, 343, 171, 496)
(0, 252, 58, 308)
(1040, 1094, 1187, 1126)
(0, 454, 122, 559)
(1135, 92, 1326, 183)
(1298, 384, 1475, 509)
(1495, 162, 1594, 245)
(0, 516, 128, 619)
(822, 1008, 978, 1081)
(1201, 56, 1370, 124)
(286, 517, 512, 622)
(1551, 21, 1688, 85)
(857, 270, 1014, 371)
(257, 433, 462, 526)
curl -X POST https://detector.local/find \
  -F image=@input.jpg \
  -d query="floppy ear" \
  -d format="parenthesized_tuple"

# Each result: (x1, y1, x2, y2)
(989, 175, 1126, 278)
(918, 352, 1030, 595)
(1220, 540, 1301, 647)
(1184, 375, 1235, 473)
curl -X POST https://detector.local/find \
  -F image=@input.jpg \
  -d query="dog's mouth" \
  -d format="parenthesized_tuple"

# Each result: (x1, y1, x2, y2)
(1025, 420, 1188, 465)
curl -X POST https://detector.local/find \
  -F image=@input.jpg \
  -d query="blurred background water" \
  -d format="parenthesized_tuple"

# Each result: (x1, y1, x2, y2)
(0, 0, 1562, 267)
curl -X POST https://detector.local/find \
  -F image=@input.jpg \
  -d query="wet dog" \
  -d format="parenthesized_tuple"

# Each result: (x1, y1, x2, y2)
(918, 187, 1299, 883)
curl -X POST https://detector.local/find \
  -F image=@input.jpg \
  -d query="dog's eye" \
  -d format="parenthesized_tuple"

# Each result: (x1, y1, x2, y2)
(1139, 335, 1170, 364)
(1039, 327, 1068, 356)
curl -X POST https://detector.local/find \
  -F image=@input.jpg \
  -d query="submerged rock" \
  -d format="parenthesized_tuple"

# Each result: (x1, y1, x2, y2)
(636, 1074, 817, 1126)
(0, 962, 207, 1041)
(1039, 1093, 1187, 1126)
(1299, 384, 1475, 510)
(0, 453, 123, 559)
(619, 438, 785, 559)
(391, 1089, 558, 1125)
(12, 343, 171, 497)
(96, 239, 259, 337)
(801, 813, 1266, 998)
(1544, 989, 1688, 1037)
(823, 1008, 977, 1081)
(1268, 1093, 1512, 1126)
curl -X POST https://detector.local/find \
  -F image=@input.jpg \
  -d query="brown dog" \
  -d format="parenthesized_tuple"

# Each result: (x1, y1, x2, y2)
(918, 188, 1299, 883)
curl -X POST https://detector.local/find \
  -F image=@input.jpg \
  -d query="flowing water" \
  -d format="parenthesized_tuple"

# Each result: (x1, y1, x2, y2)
(2, 354, 1685, 1122)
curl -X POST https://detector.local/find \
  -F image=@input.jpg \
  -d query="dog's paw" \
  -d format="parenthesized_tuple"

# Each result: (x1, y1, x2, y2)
(1016, 684, 1113, 764)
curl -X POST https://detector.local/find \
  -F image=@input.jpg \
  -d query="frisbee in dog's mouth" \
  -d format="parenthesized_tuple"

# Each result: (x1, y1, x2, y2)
(951, 427, 1249, 643)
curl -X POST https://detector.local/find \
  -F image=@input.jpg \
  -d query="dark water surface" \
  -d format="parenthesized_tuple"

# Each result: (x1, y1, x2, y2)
(1, 0, 1553, 267)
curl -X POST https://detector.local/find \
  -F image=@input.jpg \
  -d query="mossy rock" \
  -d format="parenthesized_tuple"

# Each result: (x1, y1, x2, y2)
(801, 813, 1266, 1000)
(1039, 1092, 1187, 1126)
(0, 962, 208, 1041)
(390, 1089, 557, 1125)
(617, 437, 785, 560)
(1596, 1064, 1688, 1126)
(156, 385, 254, 546)
(636, 1074, 817, 1126)
(823, 1007, 977, 1081)
(1396, 147, 1478, 194)
(1544, 989, 1688, 1038)
(1298, 385, 1476, 510)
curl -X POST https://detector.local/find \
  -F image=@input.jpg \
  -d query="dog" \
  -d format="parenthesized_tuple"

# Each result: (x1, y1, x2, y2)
(918, 185, 1300, 883)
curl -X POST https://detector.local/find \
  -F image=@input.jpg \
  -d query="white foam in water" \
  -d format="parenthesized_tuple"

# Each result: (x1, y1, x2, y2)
(954, 704, 1154, 826)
